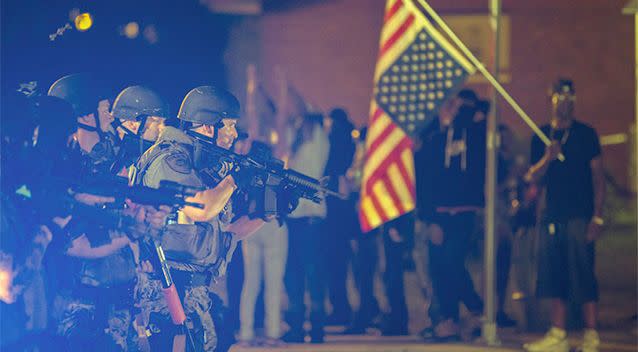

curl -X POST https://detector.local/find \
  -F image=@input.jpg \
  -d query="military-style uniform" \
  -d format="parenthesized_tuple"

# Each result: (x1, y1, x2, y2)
(131, 126, 237, 351)
(49, 222, 138, 351)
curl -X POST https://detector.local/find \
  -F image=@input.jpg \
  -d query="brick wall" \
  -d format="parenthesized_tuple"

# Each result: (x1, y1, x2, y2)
(225, 0, 634, 186)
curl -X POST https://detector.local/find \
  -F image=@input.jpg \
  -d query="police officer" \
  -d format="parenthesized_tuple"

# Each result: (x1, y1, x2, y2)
(110, 85, 170, 174)
(48, 74, 120, 173)
(131, 86, 264, 351)
(31, 91, 141, 350)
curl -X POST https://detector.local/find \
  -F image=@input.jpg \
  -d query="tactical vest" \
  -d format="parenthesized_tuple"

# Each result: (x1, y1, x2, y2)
(131, 139, 237, 278)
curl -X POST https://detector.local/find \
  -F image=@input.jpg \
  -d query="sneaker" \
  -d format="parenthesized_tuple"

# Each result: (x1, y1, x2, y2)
(260, 337, 286, 348)
(235, 339, 257, 347)
(523, 327, 569, 352)
(580, 329, 600, 352)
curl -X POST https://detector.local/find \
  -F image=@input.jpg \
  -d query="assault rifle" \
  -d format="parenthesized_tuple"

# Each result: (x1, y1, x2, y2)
(187, 130, 346, 205)
(69, 175, 203, 210)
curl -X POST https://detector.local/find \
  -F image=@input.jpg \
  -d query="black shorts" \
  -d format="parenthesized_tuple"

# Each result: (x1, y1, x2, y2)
(536, 218, 599, 303)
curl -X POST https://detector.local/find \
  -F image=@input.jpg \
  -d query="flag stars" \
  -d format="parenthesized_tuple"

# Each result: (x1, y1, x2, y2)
(374, 28, 471, 137)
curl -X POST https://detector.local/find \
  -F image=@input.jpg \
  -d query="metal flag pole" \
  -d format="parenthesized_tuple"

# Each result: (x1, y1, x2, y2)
(483, 0, 501, 346)
(413, 0, 565, 161)
(622, 0, 638, 212)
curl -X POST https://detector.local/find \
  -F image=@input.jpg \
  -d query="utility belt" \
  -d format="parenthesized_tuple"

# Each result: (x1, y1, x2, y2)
(170, 268, 212, 289)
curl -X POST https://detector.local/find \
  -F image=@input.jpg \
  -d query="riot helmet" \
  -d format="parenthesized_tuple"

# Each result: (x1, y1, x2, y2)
(111, 85, 169, 121)
(177, 86, 240, 126)
(47, 73, 109, 118)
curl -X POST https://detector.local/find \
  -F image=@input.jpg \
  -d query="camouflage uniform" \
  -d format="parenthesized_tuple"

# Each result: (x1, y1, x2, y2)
(52, 228, 139, 351)
(131, 126, 237, 351)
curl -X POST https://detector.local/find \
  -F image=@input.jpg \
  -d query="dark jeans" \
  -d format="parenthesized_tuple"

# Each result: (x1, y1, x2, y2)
(428, 212, 483, 322)
(351, 231, 380, 325)
(382, 230, 409, 330)
(285, 217, 326, 336)
(325, 198, 354, 320)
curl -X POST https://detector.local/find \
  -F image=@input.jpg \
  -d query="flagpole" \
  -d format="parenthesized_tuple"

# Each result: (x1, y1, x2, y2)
(483, 0, 501, 346)
(412, 0, 565, 161)
(622, 0, 638, 210)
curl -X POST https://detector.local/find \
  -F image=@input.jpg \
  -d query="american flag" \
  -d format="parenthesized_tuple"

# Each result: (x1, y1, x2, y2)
(359, 0, 475, 232)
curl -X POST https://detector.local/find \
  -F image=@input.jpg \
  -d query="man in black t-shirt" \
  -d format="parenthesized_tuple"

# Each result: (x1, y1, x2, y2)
(524, 79, 605, 352)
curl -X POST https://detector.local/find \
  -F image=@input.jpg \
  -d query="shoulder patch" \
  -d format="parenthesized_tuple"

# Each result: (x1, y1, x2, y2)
(164, 152, 192, 174)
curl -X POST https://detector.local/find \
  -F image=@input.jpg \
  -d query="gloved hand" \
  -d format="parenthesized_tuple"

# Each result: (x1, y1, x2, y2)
(231, 166, 260, 192)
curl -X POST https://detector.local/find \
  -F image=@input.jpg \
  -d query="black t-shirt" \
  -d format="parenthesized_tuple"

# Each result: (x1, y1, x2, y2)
(530, 120, 601, 221)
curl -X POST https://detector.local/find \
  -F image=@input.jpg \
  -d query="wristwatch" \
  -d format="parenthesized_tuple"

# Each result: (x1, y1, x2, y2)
(591, 216, 605, 226)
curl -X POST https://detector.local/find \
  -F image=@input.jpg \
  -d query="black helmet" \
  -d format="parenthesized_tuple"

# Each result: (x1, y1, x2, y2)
(111, 85, 169, 121)
(177, 86, 240, 125)
(48, 73, 107, 117)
